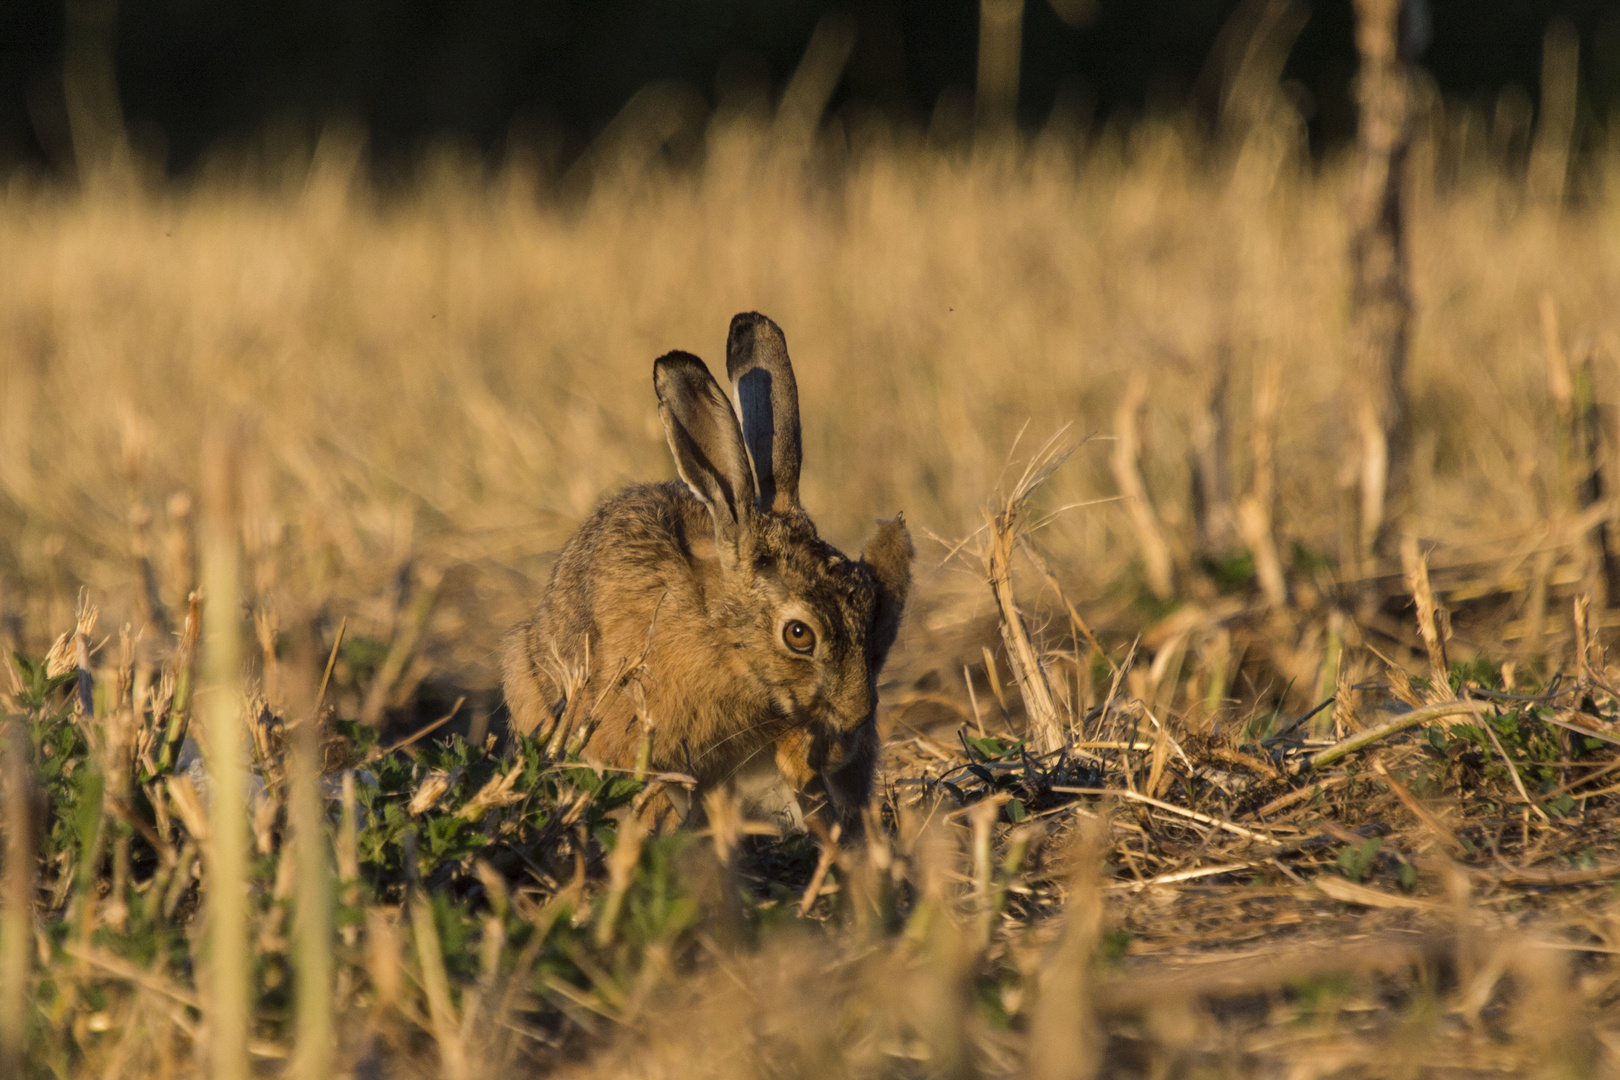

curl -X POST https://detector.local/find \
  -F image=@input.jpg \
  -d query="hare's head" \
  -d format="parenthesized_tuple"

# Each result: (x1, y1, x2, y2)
(654, 313, 912, 740)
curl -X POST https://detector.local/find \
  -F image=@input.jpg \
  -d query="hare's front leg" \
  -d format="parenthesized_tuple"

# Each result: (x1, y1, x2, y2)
(774, 722, 877, 837)
(819, 719, 877, 836)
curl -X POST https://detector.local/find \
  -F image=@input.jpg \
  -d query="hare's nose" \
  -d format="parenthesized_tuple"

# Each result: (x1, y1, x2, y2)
(840, 685, 875, 728)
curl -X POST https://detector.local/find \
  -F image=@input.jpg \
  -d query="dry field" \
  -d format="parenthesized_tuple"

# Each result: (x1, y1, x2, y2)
(4, 93, 1620, 1078)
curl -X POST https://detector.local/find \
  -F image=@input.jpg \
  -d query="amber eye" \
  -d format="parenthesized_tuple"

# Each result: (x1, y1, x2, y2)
(782, 619, 817, 654)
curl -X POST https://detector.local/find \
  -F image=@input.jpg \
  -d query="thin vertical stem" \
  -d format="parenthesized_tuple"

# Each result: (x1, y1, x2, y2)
(405, 832, 467, 1080)
(292, 695, 333, 1078)
(976, 0, 1024, 136)
(1528, 18, 1579, 209)
(1, 718, 33, 1074)
(1348, 0, 1414, 565)
(1110, 374, 1175, 601)
(202, 433, 249, 1080)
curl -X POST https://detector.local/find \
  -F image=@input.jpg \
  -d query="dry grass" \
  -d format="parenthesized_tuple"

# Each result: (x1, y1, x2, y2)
(4, 95, 1620, 1078)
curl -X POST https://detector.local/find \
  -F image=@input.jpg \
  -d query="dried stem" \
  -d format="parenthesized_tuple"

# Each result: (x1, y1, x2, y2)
(1348, 0, 1415, 562)
(201, 429, 250, 1080)
(1237, 361, 1287, 608)
(1110, 374, 1175, 600)
(1400, 535, 1451, 697)
(0, 719, 32, 1074)
(1308, 699, 1491, 771)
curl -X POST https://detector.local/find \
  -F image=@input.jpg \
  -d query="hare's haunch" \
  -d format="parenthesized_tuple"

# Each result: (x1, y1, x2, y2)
(502, 312, 912, 831)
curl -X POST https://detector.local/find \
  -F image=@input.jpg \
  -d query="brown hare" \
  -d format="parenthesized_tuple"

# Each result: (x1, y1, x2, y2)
(502, 312, 912, 832)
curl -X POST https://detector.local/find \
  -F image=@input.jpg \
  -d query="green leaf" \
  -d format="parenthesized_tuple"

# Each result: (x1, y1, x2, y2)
(965, 735, 1009, 760)
(1336, 837, 1381, 883)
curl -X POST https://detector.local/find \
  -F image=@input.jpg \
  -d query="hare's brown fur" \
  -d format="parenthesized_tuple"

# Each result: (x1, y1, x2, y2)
(502, 313, 911, 830)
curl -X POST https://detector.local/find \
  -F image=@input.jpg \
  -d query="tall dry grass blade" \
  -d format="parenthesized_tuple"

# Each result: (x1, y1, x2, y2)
(963, 666, 987, 738)
(314, 615, 346, 717)
(1528, 18, 1579, 209)
(1542, 297, 1615, 603)
(288, 660, 334, 1079)
(1509, 943, 1588, 1077)
(0, 719, 32, 1074)
(200, 430, 250, 1080)
(974, 431, 1081, 755)
(360, 568, 440, 727)
(975, 0, 1024, 136)
(1189, 361, 1231, 554)
(904, 823, 977, 1080)
(1029, 815, 1104, 1080)
(980, 646, 1008, 715)
(1348, 0, 1415, 562)
(1236, 361, 1287, 608)
(774, 13, 855, 150)
(364, 908, 402, 1018)
(1400, 535, 1451, 697)
(1110, 374, 1175, 601)
(61, 0, 129, 179)
(985, 510, 1064, 754)
(596, 814, 647, 947)
(1016, 536, 1113, 677)
(103, 625, 139, 933)
(1332, 643, 1363, 737)
(969, 796, 998, 949)
(1574, 595, 1595, 686)
(405, 830, 468, 1080)
(157, 592, 202, 775)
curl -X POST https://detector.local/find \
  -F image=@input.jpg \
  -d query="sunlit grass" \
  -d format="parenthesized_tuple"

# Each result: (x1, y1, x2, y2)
(2, 103, 1620, 1077)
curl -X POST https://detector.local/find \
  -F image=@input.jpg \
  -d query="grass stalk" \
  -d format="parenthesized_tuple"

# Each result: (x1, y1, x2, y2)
(404, 831, 467, 1080)
(1109, 374, 1175, 601)
(1307, 698, 1492, 771)
(201, 433, 250, 1080)
(291, 695, 333, 1077)
(1, 719, 32, 1074)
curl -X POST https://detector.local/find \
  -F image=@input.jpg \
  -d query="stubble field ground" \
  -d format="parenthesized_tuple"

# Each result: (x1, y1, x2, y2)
(4, 95, 1620, 1077)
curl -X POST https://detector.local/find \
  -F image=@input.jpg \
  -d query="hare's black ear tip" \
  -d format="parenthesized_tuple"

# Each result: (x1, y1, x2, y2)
(728, 311, 784, 348)
(653, 350, 714, 395)
(729, 311, 773, 334)
(654, 350, 707, 376)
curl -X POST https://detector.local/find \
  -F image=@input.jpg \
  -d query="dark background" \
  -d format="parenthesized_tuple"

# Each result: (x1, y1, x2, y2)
(2, 0, 1619, 177)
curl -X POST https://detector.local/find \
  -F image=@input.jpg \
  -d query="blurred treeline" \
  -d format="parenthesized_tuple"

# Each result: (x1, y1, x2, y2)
(1, 0, 1619, 178)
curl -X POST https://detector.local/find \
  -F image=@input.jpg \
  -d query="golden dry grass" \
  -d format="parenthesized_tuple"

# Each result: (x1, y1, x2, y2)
(1, 113, 1614, 681)
(5, 102, 1620, 1078)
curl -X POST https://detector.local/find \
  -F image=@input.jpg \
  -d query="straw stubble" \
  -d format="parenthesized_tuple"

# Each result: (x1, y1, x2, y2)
(201, 432, 250, 1080)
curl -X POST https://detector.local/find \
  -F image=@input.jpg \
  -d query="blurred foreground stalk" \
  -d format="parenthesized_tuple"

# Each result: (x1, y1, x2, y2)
(201, 432, 250, 1080)
(290, 655, 334, 1079)
(1, 718, 32, 1074)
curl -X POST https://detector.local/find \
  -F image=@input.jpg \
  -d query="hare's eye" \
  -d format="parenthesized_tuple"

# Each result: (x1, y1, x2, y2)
(782, 620, 816, 654)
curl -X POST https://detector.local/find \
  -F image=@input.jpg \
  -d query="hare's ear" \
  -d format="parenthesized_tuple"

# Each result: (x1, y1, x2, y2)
(725, 312, 801, 515)
(862, 513, 913, 670)
(654, 351, 757, 550)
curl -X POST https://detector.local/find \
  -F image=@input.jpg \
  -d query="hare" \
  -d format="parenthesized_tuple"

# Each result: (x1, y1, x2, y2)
(502, 312, 912, 832)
